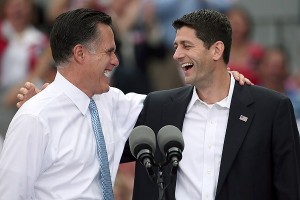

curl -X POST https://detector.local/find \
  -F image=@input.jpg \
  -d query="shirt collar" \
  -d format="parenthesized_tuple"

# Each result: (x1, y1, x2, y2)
(187, 73, 235, 111)
(54, 72, 91, 116)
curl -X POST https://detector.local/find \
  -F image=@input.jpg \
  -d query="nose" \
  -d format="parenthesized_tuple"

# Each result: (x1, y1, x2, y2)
(111, 52, 119, 67)
(173, 47, 184, 61)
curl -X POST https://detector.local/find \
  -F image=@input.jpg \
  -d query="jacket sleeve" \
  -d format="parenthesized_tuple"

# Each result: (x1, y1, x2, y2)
(272, 97, 300, 199)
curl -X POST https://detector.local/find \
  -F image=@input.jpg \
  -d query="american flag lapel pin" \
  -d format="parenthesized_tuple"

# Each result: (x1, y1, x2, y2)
(239, 115, 248, 122)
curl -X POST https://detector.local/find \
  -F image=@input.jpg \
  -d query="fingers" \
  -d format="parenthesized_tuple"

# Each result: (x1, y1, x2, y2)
(16, 82, 49, 108)
(16, 88, 27, 108)
(238, 74, 254, 85)
(238, 76, 254, 86)
(230, 70, 254, 86)
(16, 101, 22, 108)
(24, 82, 33, 90)
(244, 78, 254, 85)
(41, 83, 50, 91)
(16, 82, 38, 108)
(230, 70, 239, 80)
(16, 92, 25, 108)
(17, 93, 24, 101)
(238, 74, 245, 85)
(19, 87, 29, 95)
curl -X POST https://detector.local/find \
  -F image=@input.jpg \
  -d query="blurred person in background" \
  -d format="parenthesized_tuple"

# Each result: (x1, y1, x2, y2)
(0, 0, 48, 138)
(0, 0, 48, 105)
(257, 46, 291, 93)
(225, 5, 265, 84)
(257, 45, 300, 130)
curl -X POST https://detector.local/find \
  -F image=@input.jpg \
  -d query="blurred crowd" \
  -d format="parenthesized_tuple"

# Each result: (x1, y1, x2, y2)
(0, 0, 299, 199)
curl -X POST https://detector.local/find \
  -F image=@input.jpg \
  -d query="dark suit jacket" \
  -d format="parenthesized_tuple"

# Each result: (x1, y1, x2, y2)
(122, 82, 300, 200)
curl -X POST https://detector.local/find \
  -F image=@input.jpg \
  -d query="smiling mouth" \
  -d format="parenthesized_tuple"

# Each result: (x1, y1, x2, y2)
(181, 63, 194, 71)
(104, 70, 112, 78)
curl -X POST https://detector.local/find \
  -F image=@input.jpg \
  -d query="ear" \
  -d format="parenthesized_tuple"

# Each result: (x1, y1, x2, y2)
(211, 41, 224, 61)
(73, 44, 85, 64)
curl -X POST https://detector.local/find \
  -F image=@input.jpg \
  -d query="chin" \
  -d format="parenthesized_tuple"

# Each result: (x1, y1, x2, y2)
(184, 77, 192, 85)
(102, 85, 110, 93)
(95, 85, 110, 95)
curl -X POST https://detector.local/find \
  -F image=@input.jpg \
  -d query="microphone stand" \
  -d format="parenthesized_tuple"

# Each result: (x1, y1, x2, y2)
(157, 164, 166, 200)
(157, 159, 180, 200)
(144, 154, 180, 200)
(145, 161, 167, 200)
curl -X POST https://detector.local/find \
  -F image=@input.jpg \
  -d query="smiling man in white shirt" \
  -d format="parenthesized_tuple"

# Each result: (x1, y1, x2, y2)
(0, 8, 145, 200)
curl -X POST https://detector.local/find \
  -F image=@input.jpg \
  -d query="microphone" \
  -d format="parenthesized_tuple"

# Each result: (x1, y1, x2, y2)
(157, 125, 184, 171)
(129, 125, 156, 181)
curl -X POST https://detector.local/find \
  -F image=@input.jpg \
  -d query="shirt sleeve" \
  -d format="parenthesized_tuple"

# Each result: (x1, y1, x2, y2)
(113, 89, 146, 141)
(0, 114, 49, 199)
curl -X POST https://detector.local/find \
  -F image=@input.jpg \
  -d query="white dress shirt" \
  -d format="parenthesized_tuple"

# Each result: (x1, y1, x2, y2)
(175, 74, 235, 200)
(0, 72, 145, 200)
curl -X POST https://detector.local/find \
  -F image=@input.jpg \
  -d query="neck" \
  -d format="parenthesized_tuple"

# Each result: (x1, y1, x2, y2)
(58, 66, 94, 98)
(195, 69, 231, 104)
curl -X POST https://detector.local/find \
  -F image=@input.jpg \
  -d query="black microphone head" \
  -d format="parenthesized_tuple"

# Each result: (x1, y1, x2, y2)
(129, 125, 156, 158)
(157, 125, 184, 155)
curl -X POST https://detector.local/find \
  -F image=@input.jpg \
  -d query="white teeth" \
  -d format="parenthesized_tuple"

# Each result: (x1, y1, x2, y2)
(181, 63, 193, 68)
(104, 70, 112, 77)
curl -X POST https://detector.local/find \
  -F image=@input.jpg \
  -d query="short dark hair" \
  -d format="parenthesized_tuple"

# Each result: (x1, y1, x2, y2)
(50, 8, 112, 65)
(172, 9, 232, 64)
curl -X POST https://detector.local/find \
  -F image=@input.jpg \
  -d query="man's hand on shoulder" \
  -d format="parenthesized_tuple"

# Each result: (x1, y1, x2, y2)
(16, 82, 49, 108)
(230, 70, 253, 86)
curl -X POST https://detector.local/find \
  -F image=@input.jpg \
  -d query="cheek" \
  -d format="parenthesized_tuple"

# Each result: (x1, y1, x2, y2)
(93, 60, 105, 73)
(98, 56, 109, 69)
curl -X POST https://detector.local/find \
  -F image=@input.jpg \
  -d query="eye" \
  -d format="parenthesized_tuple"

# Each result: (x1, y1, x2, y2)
(183, 44, 191, 49)
(173, 45, 178, 51)
(106, 49, 116, 57)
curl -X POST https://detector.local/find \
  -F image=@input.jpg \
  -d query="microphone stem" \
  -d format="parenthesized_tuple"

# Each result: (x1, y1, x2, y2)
(157, 166, 166, 200)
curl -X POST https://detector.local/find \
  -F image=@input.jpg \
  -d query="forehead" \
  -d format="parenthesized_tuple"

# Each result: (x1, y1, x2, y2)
(96, 23, 115, 47)
(174, 27, 198, 42)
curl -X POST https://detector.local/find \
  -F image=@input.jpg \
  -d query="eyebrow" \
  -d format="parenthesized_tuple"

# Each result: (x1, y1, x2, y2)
(106, 46, 116, 52)
(174, 40, 193, 46)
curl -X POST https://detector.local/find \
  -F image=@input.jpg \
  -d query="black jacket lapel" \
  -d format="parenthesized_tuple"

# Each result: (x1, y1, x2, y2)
(161, 86, 193, 200)
(162, 86, 194, 130)
(216, 83, 255, 197)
